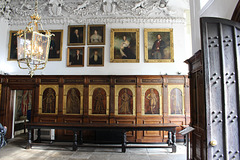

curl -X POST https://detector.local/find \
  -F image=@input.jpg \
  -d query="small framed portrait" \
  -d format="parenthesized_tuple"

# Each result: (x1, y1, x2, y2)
(8, 31, 18, 61)
(110, 29, 139, 63)
(68, 25, 86, 46)
(46, 30, 63, 61)
(144, 28, 174, 63)
(87, 25, 105, 45)
(67, 47, 84, 67)
(87, 47, 104, 66)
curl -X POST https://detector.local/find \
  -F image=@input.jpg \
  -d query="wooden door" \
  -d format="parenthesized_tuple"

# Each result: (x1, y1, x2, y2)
(200, 17, 240, 160)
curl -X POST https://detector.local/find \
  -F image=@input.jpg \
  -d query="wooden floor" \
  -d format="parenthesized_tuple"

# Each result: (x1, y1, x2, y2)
(0, 134, 186, 160)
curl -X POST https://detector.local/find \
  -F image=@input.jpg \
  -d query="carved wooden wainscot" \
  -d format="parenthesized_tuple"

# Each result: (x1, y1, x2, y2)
(0, 75, 190, 143)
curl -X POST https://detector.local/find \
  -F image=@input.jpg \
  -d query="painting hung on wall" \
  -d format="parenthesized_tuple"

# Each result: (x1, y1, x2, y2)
(42, 88, 56, 114)
(66, 88, 80, 114)
(68, 25, 85, 45)
(46, 30, 63, 61)
(170, 88, 183, 114)
(8, 31, 18, 61)
(92, 88, 106, 114)
(15, 90, 32, 121)
(67, 47, 84, 67)
(144, 28, 174, 63)
(110, 29, 139, 63)
(145, 88, 160, 114)
(87, 25, 105, 45)
(118, 88, 133, 114)
(87, 47, 104, 66)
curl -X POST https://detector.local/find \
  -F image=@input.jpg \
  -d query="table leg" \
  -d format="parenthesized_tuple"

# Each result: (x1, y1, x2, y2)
(122, 131, 126, 153)
(73, 130, 78, 151)
(172, 131, 177, 153)
(35, 129, 41, 143)
(79, 130, 83, 145)
(167, 131, 172, 146)
(25, 128, 32, 149)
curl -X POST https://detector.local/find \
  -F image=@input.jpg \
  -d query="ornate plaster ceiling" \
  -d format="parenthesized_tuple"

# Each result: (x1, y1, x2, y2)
(0, 0, 190, 25)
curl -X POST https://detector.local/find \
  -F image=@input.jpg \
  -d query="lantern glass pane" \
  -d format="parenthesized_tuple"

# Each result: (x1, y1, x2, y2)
(32, 32, 50, 64)
(17, 32, 32, 61)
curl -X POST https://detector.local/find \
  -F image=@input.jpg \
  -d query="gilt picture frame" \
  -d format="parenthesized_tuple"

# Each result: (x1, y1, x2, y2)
(110, 29, 139, 63)
(87, 47, 104, 66)
(87, 24, 105, 45)
(67, 47, 84, 67)
(42, 30, 63, 61)
(68, 25, 86, 46)
(144, 28, 174, 63)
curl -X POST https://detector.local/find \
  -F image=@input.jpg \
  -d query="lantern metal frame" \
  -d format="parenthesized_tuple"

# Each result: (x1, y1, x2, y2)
(16, 0, 53, 77)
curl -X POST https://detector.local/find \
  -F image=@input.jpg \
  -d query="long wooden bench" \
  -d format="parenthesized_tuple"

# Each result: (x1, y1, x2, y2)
(25, 123, 178, 153)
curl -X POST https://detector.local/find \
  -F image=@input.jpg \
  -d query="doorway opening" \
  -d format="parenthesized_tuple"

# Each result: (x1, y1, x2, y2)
(11, 90, 33, 138)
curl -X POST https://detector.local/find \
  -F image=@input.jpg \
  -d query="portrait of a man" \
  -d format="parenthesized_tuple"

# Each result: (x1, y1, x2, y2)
(118, 88, 133, 115)
(47, 30, 63, 61)
(110, 29, 139, 63)
(42, 88, 56, 114)
(68, 25, 85, 45)
(67, 47, 84, 67)
(87, 25, 105, 45)
(145, 88, 160, 114)
(88, 47, 104, 66)
(66, 88, 80, 114)
(92, 88, 106, 114)
(144, 28, 174, 63)
(8, 31, 18, 61)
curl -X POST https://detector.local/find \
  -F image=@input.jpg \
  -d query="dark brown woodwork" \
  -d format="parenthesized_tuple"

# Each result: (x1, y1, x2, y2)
(232, 0, 240, 22)
(0, 75, 190, 142)
(186, 17, 240, 160)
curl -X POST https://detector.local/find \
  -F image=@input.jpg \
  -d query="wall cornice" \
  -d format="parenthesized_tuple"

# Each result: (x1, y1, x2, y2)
(2, 0, 189, 25)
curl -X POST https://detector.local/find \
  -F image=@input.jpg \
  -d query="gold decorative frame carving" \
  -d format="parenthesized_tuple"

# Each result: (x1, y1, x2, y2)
(89, 85, 110, 115)
(110, 28, 139, 63)
(87, 24, 105, 45)
(39, 85, 59, 114)
(63, 85, 84, 115)
(68, 25, 86, 46)
(141, 85, 162, 115)
(115, 85, 136, 116)
(144, 28, 174, 63)
(168, 85, 185, 115)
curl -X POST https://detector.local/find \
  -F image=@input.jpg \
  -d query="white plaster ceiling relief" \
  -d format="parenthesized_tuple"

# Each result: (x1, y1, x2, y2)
(5, 0, 189, 25)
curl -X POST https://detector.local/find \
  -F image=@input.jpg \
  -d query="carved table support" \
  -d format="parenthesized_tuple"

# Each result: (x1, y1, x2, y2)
(167, 131, 172, 146)
(73, 130, 78, 151)
(79, 130, 83, 145)
(122, 131, 127, 153)
(25, 128, 32, 149)
(35, 129, 41, 143)
(172, 131, 177, 153)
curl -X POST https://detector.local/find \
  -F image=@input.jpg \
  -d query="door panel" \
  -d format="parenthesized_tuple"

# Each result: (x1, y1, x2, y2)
(200, 17, 240, 160)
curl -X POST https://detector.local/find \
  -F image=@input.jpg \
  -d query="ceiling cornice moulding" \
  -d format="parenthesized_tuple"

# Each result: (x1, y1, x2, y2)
(1, 0, 189, 25)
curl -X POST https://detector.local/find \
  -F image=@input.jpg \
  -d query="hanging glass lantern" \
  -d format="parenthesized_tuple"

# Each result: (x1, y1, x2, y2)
(16, 0, 52, 77)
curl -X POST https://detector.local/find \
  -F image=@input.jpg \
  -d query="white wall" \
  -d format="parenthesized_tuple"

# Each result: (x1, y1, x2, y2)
(0, 18, 12, 74)
(190, 0, 238, 53)
(0, 20, 191, 76)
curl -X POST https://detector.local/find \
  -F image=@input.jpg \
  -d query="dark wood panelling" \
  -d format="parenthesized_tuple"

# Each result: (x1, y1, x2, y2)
(0, 75, 190, 142)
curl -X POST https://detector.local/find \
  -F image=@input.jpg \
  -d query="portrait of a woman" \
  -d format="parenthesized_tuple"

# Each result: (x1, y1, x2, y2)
(120, 36, 136, 59)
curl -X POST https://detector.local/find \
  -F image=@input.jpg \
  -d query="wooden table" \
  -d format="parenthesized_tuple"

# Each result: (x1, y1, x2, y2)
(25, 123, 178, 153)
